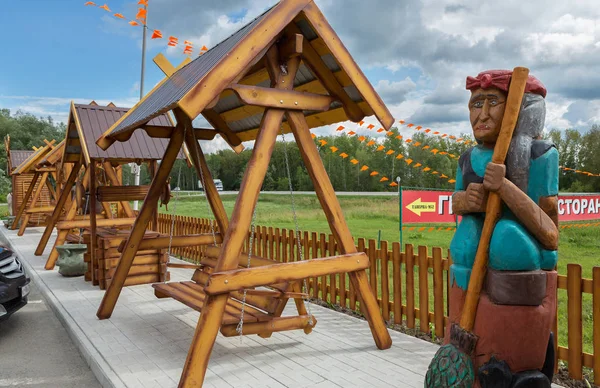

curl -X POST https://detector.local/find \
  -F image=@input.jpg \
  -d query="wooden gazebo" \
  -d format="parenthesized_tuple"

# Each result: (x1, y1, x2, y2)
(36, 101, 187, 288)
(95, 0, 393, 386)
(8, 138, 57, 228)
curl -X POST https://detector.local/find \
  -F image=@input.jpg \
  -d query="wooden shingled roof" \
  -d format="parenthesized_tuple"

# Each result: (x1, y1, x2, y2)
(64, 101, 185, 165)
(98, 0, 393, 149)
(8, 150, 34, 172)
(11, 141, 57, 175)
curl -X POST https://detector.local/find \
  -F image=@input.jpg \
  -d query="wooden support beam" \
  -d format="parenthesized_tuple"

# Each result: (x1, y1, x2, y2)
(285, 24, 364, 123)
(97, 126, 185, 319)
(35, 161, 81, 256)
(44, 167, 90, 269)
(12, 172, 39, 230)
(178, 109, 230, 234)
(25, 206, 55, 214)
(102, 161, 135, 218)
(201, 109, 245, 154)
(278, 33, 303, 59)
(205, 253, 368, 295)
(18, 171, 49, 236)
(288, 109, 392, 350)
(220, 315, 315, 337)
(118, 234, 222, 253)
(89, 159, 98, 284)
(45, 175, 57, 202)
(55, 217, 137, 230)
(229, 84, 333, 111)
(178, 43, 299, 388)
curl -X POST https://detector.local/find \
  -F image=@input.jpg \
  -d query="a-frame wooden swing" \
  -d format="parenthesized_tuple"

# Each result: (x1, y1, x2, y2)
(35, 100, 187, 284)
(95, 0, 394, 385)
(11, 140, 62, 232)
(10, 140, 67, 235)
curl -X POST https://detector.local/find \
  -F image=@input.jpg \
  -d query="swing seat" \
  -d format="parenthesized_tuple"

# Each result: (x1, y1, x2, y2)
(152, 245, 318, 337)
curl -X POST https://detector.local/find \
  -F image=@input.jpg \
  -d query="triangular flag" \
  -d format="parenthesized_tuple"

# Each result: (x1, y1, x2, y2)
(358, 120, 364, 126)
(358, 136, 366, 142)
(377, 128, 385, 133)
(337, 125, 345, 131)
(396, 135, 403, 140)
(370, 171, 379, 176)
(367, 124, 375, 130)
(386, 131, 394, 136)
(311, 133, 316, 139)
(405, 158, 413, 165)
(399, 120, 405, 124)
(396, 154, 404, 159)
(138, 0, 148, 5)
(380, 177, 389, 182)
(376, 145, 385, 151)
(99, 4, 111, 11)
(183, 45, 193, 55)
(390, 182, 398, 187)
(423, 167, 431, 172)
(386, 150, 395, 155)
(114, 13, 125, 19)
(348, 131, 356, 136)
(84, 2, 96, 6)
(416, 126, 422, 130)
(407, 123, 414, 127)
(201, 45, 208, 51)
(151, 30, 163, 39)
(422, 145, 430, 150)
(367, 140, 376, 146)
(350, 159, 359, 165)
(129, 20, 139, 26)
(339, 153, 348, 158)
(184, 40, 193, 46)
(361, 165, 369, 171)
(329, 146, 338, 153)
(413, 142, 421, 147)
(136, 7, 147, 21)
(425, 129, 431, 133)
(448, 179, 456, 184)
(413, 163, 422, 168)
(319, 139, 328, 146)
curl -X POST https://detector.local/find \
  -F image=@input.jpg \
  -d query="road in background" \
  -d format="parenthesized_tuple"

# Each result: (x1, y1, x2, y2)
(0, 281, 101, 388)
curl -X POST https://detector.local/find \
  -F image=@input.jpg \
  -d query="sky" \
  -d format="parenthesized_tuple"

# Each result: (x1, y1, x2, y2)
(1, 0, 599, 153)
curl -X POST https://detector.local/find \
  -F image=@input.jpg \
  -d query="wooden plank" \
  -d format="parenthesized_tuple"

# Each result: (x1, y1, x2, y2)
(405, 244, 415, 329)
(12, 172, 39, 230)
(18, 172, 49, 236)
(311, 232, 319, 299)
(56, 217, 136, 230)
(220, 315, 314, 337)
(368, 239, 377, 298)
(328, 234, 336, 304)
(392, 242, 402, 324)
(567, 263, 583, 379)
(228, 84, 334, 111)
(432, 247, 445, 338)
(594, 267, 600, 386)
(204, 253, 369, 295)
(320, 233, 327, 299)
(102, 162, 135, 218)
(380, 241, 389, 321)
(418, 246, 429, 334)
(118, 234, 222, 252)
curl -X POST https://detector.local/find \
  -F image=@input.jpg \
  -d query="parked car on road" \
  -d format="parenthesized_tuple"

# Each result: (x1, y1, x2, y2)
(0, 246, 30, 321)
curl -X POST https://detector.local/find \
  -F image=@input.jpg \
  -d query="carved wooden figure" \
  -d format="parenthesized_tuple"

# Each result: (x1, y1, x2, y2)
(428, 69, 559, 388)
(94, 1, 394, 386)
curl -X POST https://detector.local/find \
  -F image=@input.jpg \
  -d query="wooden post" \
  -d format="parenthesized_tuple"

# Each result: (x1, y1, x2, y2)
(567, 263, 583, 379)
(12, 172, 39, 230)
(432, 247, 445, 338)
(44, 168, 90, 269)
(149, 160, 159, 231)
(96, 126, 185, 319)
(102, 161, 135, 218)
(288, 109, 392, 350)
(418, 245, 429, 334)
(35, 161, 81, 256)
(18, 172, 49, 235)
(593, 267, 600, 387)
(89, 160, 98, 284)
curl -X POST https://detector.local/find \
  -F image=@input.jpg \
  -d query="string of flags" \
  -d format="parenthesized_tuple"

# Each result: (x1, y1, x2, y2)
(84, 1, 209, 56)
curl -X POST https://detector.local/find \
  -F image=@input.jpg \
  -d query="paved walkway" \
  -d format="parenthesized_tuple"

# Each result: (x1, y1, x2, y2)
(0, 226, 441, 388)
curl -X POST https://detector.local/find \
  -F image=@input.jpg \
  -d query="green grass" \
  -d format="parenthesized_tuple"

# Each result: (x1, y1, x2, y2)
(160, 193, 599, 355)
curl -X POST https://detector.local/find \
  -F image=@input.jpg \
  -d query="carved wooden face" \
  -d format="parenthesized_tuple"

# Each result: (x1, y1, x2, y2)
(469, 87, 507, 145)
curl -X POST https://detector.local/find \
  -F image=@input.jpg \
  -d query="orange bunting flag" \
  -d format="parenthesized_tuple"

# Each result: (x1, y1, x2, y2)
(448, 179, 456, 184)
(376, 145, 385, 151)
(336, 125, 344, 131)
(168, 37, 178, 46)
(370, 171, 379, 176)
(405, 158, 413, 165)
(359, 120, 364, 126)
(350, 159, 359, 165)
(377, 128, 385, 133)
(114, 13, 125, 19)
(129, 20, 139, 26)
(399, 120, 405, 124)
(457, 138, 463, 142)
(136, 7, 147, 21)
(425, 129, 431, 133)
(396, 135, 403, 140)
(432, 171, 439, 175)
(386, 131, 394, 136)
(201, 45, 208, 51)
(389, 182, 398, 187)
(311, 133, 316, 139)
(183, 45, 193, 55)
(361, 165, 369, 171)
(423, 167, 431, 172)
(339, 153, 349, 158)
(137, 0, 148, 4)
(84, 2, 96, 5)
(151, 30, 163, 39)
(319, 139, 327, 146)
(416, 126, 422, 130)
(407, 123, 414, 127)
(367, 124, 375, 130)
(366, 140, 376, 146)
(440, 174, 448, 179)
(413, 142, 421, 147)
(414, 163, 422, 168)
(405, 139, 412, 143)
(358, 136, 366, 142)
(396, 154, 404, 159)
(449, 135, 456, 139)
(329, 146, 338, 153)
(431, 149, 439, 154)
(422, 145, 430, 150)
(380, 177, 389, 182)
(440, 151, 448, 155)
(99, 4, 111, 11)
(441, 134, 447, 138)
(433, 131, 440, 135)
(184, 40, 193, 46)
(348, 131, 356, 136)
(386, 150, 395, 155)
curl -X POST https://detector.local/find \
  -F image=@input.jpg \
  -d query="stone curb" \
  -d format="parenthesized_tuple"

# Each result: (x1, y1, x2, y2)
(0, 227, 126, 388)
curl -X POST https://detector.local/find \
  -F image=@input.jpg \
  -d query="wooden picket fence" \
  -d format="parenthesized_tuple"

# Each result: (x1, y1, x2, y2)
(154, 213, 599, 384)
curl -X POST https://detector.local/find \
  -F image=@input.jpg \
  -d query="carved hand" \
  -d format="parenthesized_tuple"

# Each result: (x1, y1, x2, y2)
(483, 163, 506, 192)
(466, 183, 487, 212)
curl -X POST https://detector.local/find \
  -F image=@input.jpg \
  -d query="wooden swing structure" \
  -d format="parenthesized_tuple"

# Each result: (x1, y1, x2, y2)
(10, 140, 67, 235)
(95, 0, 394, 385)
(35, 101, 187, 288)
(7, 138, 58, 228)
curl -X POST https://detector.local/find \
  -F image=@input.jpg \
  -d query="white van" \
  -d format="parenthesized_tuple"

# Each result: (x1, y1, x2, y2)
(198, 179, 223, 191)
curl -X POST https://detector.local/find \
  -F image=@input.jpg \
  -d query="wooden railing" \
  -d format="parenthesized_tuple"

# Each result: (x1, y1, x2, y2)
(154, 213, 599, 384)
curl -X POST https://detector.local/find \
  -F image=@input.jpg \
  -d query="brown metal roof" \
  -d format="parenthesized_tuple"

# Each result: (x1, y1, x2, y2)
(101, 0, 393, 145)
(68, 103, 183, 162)
(9, 150, 34, 171)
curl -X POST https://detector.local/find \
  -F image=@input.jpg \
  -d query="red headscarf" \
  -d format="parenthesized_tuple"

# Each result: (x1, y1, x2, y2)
(466, 69, 547, 98)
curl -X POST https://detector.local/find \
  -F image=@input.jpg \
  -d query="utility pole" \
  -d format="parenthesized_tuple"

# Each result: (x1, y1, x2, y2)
(133, 1, 148, 210)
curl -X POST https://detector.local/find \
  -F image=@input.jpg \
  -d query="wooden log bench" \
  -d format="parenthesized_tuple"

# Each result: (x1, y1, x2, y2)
(152, 245, 320, 337)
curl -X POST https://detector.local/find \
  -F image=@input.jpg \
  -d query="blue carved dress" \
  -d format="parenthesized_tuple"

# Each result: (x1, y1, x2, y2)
(449, 141, 559, 290)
